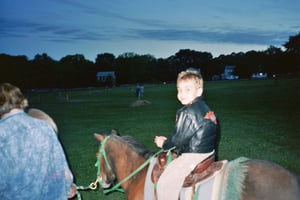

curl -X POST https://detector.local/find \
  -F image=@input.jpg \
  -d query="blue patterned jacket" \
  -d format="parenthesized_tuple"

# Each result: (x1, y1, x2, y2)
(0, 111, 74, 200)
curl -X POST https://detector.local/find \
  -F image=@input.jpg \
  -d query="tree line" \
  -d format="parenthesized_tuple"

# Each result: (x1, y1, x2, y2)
(1, 33, 299, 89)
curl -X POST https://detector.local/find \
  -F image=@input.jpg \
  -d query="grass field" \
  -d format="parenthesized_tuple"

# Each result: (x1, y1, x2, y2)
(27, 78, 300, 200)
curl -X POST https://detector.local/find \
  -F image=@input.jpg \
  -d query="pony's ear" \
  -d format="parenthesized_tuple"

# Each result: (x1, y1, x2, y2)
(94, 133, 105, 141)
(111, 129, 119, 135)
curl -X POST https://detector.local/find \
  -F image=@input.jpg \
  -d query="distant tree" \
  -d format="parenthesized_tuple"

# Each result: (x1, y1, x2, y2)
(283, 33, 300, 75)
(33, 53, 56, 62)
(171, 49, 213, 79)
(138, 54, 157, 82)
(30, 53, 58, 88)
(115, 53, 156, 84)
(95, 53, 116, 71)
(284, 32, 300, 55)
(115, 52, 136, 84)
(261, 46, 284, 75)
(265, 45, 283, 55)
(0, 54, 29, 87)
(156, 58, 174, 82)
(59, 54, 96, 87)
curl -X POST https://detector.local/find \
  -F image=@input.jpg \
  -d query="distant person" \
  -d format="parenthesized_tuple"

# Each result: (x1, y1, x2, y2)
(139, 84, 144, 98)
(136, 83, 144, 99)
(0, 83, 76, 199)
(154, 69, 219, 200)
(135, 83, 141, 98)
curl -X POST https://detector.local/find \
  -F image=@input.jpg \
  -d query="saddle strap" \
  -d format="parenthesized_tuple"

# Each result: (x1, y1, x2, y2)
(192, 154, 215, 174)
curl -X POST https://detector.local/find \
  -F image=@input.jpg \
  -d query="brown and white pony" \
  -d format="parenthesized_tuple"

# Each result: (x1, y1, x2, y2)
(94, 131, 300, 200)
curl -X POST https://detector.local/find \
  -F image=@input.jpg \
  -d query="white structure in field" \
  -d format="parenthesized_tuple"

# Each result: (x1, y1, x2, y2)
(222, 66, 239, 80)
(96, 71, 116, 82)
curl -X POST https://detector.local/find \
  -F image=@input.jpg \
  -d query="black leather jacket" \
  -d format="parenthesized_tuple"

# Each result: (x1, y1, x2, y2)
(163, 96, 218, 154)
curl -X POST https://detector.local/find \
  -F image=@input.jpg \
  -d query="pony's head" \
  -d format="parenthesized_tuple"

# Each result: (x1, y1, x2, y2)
(94, 129, 152, 192)
(94, 129, 118, 189)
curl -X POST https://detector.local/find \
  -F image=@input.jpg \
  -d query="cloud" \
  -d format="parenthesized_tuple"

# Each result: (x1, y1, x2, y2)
(1, 0, 299, 60)
(1, 15, 294, 48)
(133, 28, 293, 46)
(0, 17, 110, 43)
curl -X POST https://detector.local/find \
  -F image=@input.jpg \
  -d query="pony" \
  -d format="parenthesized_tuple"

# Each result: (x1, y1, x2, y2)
(94, 131, 300, 200)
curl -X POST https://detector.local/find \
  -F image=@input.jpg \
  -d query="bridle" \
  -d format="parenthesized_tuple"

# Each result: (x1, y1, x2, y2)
(94, 135, 164, 194)
(75, 135, 116, 199)
(96, 135, 112, 172)
(94, 136, 118, 191)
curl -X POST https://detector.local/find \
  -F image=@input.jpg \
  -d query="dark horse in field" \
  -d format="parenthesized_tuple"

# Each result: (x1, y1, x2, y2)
(94, 131, 300, 200)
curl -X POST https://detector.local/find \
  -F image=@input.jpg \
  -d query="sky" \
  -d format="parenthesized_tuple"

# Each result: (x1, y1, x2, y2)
(1, 0, 299, 61)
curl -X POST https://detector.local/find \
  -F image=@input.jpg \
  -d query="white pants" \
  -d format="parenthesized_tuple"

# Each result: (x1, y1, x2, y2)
(156, 151, 214, 200)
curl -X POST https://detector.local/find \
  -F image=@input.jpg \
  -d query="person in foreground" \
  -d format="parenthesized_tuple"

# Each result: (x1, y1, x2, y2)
(154, 69, 219, 200)
(0, 83, 76, 200)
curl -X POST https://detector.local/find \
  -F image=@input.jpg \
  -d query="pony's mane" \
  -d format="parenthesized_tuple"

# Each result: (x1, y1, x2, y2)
(111, 134, 152, 159)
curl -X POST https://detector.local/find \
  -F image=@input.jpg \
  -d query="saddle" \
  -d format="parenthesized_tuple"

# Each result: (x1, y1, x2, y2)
(151, 151, 178, 183)
(151, 152, 223, 187)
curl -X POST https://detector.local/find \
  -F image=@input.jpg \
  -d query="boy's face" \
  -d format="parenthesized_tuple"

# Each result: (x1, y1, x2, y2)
(177, 79, 203, 105)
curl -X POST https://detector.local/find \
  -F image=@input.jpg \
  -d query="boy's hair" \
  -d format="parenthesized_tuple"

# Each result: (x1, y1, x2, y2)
(177, 69, 203, 88)
(0, 83, 28, 116)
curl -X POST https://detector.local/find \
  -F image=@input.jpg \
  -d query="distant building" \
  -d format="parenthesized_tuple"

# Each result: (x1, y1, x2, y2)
(251, 72, 268, 79)
(96, 71, 116, 82)
(186, 67, 201, 74)
(222, 65, 239, 80)
(251, 65, 268, 79)
(96, 71, 116, 86)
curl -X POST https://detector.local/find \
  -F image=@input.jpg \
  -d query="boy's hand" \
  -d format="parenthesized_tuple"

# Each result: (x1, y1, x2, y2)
(154, 136, 167, 148)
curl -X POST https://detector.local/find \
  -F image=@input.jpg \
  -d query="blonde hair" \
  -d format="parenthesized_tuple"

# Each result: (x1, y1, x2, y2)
(177, 69, 203, 88)
(0, 83, 28, 116)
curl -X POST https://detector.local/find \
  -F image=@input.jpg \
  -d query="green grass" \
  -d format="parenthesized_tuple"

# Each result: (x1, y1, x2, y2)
(27, 78, 300, 200)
